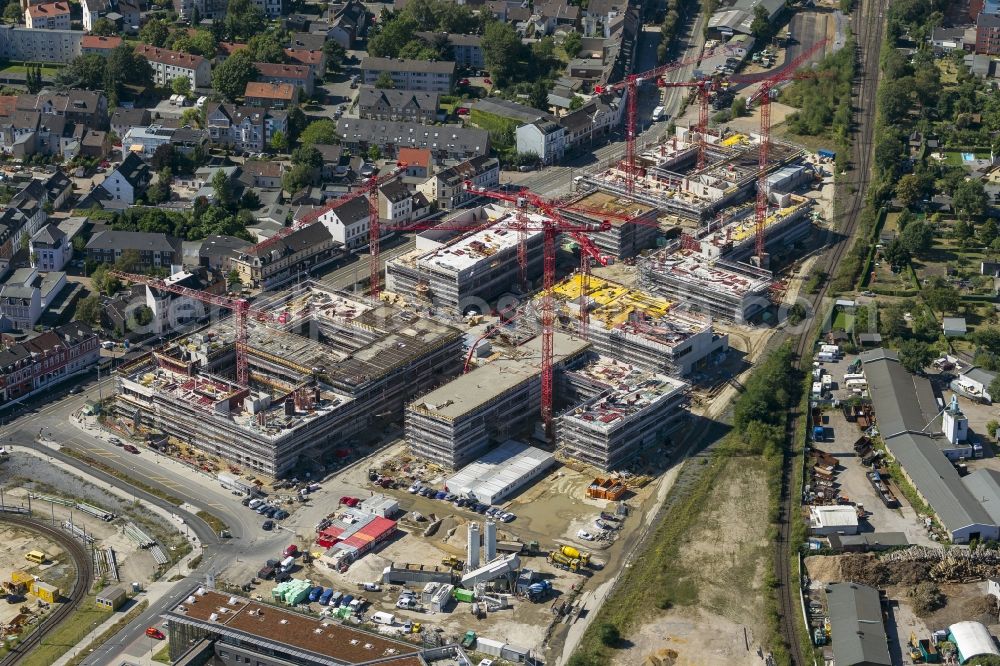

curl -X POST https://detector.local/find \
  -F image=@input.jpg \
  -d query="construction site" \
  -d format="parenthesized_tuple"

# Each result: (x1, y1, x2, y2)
(114, 282, 465, 478)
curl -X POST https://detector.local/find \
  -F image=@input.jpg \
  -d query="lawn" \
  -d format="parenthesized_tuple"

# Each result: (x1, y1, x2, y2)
(938, 150, 991, 166)
(0, 64, 61, 76)
(20, 600, 111, 666)
(832, 310, 854, 331)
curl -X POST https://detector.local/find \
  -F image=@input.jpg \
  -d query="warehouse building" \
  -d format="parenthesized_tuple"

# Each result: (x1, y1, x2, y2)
(825, 582, 891, 666)
(115, 282, 463, 477)
(862, 348, 1000, 543)
(639, 249, 774, 323)
(948, 621, 1000, 664)
(406, 332, 591, 469)
(548, 274, 729, 376)
(445, 439, 555, 505)
(556, 357, 689, 470)
(386, 209, 546, 315)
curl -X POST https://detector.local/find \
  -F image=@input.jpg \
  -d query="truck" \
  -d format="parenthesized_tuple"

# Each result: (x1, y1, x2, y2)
(371, 611, 395, 625)
(461, 631, 477, 649)
(817, 149, 836, 160)
(559, 545, 591, 566)
(279, 556, 295, 572)
(526, 580, 552, 601)
(548, 551, 580, 572)
(817, 352, 836, 362)
(820, 344, 840, 355)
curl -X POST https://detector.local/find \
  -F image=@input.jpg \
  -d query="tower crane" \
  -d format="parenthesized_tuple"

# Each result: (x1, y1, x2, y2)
(245, 164, 407, 299)
(112, 271, 290, 388)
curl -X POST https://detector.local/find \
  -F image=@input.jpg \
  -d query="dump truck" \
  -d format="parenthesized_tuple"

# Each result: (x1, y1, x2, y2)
(548, 551, 580, 572)
(559, 545, 590, 566)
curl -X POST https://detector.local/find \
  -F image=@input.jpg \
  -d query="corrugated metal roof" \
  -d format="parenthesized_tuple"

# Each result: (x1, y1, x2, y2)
(861, 352, 939, 438)
(826, 582, 891, 666)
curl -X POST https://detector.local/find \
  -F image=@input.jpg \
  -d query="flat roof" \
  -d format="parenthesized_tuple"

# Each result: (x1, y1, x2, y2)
(446, 440, 554, 500)
(408, 331, 590, 421)
(417, 211, 547, 274)
(645, 249, 772, 298)
(566, 189, 656, 227)
(164, 588, 422, 665)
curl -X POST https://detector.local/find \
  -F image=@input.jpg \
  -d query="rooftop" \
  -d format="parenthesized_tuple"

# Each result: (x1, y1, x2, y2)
(409, 331, 591, 421)
(562, 189, 656, 227)
(825, 582, 891, 666)
(361, 57, 456, 75)
(135, 44, 205, 68)
(416, 210, 547, 275)
(245, 82, 297, 100)
(644, 249, 772, 299)
(446, 440, 554, 499)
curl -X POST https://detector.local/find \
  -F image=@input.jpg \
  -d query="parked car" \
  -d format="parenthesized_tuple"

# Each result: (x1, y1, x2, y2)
(241, 497, 252, 506)
(123, 445, 140, 454)
(262, 520, 274, 530)
(577, 530, 594, 541)
(308, 586, 324, 602)
(434, 491, 448, 500)
(408, 484, 421, 493)
(284, 544, 299, 558)
(339, 594, 354, 608)
(274, 510, 289, 520)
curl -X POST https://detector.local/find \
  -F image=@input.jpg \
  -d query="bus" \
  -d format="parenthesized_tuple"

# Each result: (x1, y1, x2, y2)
(25, 550, 46, 564)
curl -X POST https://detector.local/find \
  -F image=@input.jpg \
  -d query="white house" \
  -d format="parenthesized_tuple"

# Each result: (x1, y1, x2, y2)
(29, 223, 71, 272)
(134, 44, 211, 88)
(98, 153, 150, 205)
(81, 0, 108, 32)
(378, 179, 412, 225)
(516, 119, 566, 165)
(316, 196, 371, 250)
(25, 2, 71, 30)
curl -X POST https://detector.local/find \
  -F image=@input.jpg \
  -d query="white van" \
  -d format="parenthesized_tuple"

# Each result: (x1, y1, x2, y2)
(371, 611, 395, 625)
(248, 498, 264, 509)
(652, 106, 666, 122)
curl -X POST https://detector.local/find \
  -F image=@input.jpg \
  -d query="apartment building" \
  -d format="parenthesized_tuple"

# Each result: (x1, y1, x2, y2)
(134, 44, 211, 88)
(86, 229, 181, 269)
(357, 87, 439, 124)
(0, 323, 99, 405)
(205, 103, 288, 153)
(0, 26, 81, 63)
(417, 155, 499, 210)
(361, 57, 455, 92)
(254, 62, 314, 97)
(335, 119, 488, 163)
(25, 2, 70, 30)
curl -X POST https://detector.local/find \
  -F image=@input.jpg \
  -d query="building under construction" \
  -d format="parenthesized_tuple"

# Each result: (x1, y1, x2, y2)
(687, 194, 814, 261)
(114, 282, 464, 477)
(405, 331, 591, 469)
(548, 274, 729, 376)
(385, 207, 545, 315)
(558, 189, 661, 259)
(557, 357, 689, 470)
(638, 249, 774, 323)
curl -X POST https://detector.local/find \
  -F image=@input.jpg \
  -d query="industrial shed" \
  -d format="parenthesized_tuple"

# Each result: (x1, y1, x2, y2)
(948, 621, 1000, 664)
(809, 505, 859, 536)
(825, 582, 891, 666)
(445, 440, 555, 505)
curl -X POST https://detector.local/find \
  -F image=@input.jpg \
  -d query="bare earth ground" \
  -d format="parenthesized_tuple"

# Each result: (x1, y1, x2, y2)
(612, 458, 772, 666)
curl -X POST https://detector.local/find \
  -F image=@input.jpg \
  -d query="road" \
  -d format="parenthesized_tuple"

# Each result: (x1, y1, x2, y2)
(774, 0, 887, 662)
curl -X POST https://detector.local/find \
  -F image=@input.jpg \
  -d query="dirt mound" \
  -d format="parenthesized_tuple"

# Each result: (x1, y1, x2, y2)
(805, 554, 932, 587)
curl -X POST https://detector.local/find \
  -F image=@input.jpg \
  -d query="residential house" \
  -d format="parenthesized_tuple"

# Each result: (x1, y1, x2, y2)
(231, 223, 344, 288)
(25, 2, 71, 30)
(0, 267, 66, 331)
(978, 13, 1000, 55)
(328, 0, 369, 49)
(122, 125, 208, 158)
(357, 87, 439, 124)
(110, 107, 150, 139)
(415, 32, 484, 68)
(559, 92, 624, 150)
(81, 0, 109, 32)
(242, 160, 283, 189)
(29, 222, 71, 272)
(85, 229, 181, 269)
(0, 26, 82, 63)
(251, 0, 284, 19)
(283, 47, 324, 79)
(17, 90, 108, 130)
(378, 179, 414, 226)
(38, 170, 72, 210)
(536, 0, 579, 27)
(417, 155, 500, 210)
(205, 102, 288, 153)
(313, 143, 343, 180)
(80, 35, 121, 55)
(0, 322, 98, 403)
(92, 153, 150, 205)
(174, 0, 228, 22)
(336, 119, 489, 162)
(5, 181, 49, 246)
(516, 119, 565, 165)
(116, 0, 141, 31)
(314, 196, 370, 250)
(361, 57, 455, 93)
(243, 82, 299, 110)
(397, 147, 432, 178)
(134, 44, 211, 88)
(254, 62, 314, 97)
(197, 235, 251, 272)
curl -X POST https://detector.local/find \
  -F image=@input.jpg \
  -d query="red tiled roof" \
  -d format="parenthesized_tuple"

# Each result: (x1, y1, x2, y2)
(397, 148, 431, 169)
(284, 48, 321, 65)
(135, 44, 205, 69)
(254, 62, 310, 81)
(219, 41, 247, 55)
(81, 35, 122, 49)
(244, 82, 295, 100)
(27, 1, 69, 18)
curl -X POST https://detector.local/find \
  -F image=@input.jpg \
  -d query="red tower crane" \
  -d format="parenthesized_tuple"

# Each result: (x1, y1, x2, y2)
(112, 272, 289, 388)
(656, 79, 715, 170)
(594, 47, 723, 193)
(246, 164, 406, 299)
(731, 39, 828, 262)
(465, 184, 613, 439)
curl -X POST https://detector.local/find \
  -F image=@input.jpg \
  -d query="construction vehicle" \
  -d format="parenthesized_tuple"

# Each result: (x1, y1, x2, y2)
(909, 631, 940, 663)
(440, 556, 464, 570)
(526, 580, 552, 601)
(559, 545, 591, 566)
(548, 551, 580, 572)
(461, 631, 477, 649)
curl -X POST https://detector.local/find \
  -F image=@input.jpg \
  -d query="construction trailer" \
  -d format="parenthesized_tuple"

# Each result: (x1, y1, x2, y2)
(638, 249, 774, 323)
(548, 274, 729, 376)
(114, 282, 464, 477)
(557, 357, 689, 470)
(586, 477, 627, 500)
(385, 207, 546, 315)
(405, 332, 591, 469)
(382, 564, 456, 586)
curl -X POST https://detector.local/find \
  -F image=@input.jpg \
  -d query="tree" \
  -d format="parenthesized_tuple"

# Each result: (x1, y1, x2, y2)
(882, 238, 910, 268)
(247, 33, 285, 63)
(227, 269, 242, 288)
(139, 19, 170, 47)
(180, 107, 205, 129)
(987, 419, 1000, 439)
(953, 219, 974, 244)
(367, 144, 382, 162)
(91, 264, 121, 295)
(898, 339, 933, 374)
(282, 164, 314, 193)
(374, 71, 394, 89)
(24, 66, 42, 93)
(731, 96, 747, 118)
(895, 174, 924, 209)
(980, 219, 999, 247)
(529, 81, 549, 112)
(291, 145, 322, 169)
(954, 179, 988, 220)
(105, 44, 154, 106)
(212, 169, 236, 210)
(269, 130, 287, 152)
(212, 50, 258, 101)
(367, 14, 419, 59)
(563, 31, 582, 59)
(132, 305, 154, 327)
(569, 95, 584, 110)
(482, 22, 522, 86)
(879, 303, 908, 339)
(3, 1, 21, 23)
(115, 249, 142, 273)
(75, 294, 103, 326)
(146, 167, 172, 204)
(92, 17, 116, 35)
(925, 281, 960, 314)
(55, 54, 106, 90)
(188, 30, 218, 57)
(171, 76, 192, 97)
(899, 220, 933, 256)
(750, 5, 772, 39)
(224, 0, 264, 41)
(597, 622, 620, 647)
(323, 39, 345, 74)
(298, 119, 337, 148)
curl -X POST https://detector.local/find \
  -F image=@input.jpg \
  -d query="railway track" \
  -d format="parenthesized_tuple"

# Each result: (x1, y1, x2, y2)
(0, 514, 95, 666)
(774, 0, 887, 662)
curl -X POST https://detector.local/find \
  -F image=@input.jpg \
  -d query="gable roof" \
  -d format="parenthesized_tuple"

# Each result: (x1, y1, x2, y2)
(81, 35, 122, 49)
(336, 119, 489, 156)
(361, 57, 455, 75)
(244, 82, 296, 100)
(253, 62, 311, 81)
(135, 44, 205, 69)
(108, 153, 151, 189)
(27, 2, 70, 18)
(86, 229, 179, 253)
(825, 583, 891, 666)
(397, 147, 431, 169)
(357, 86, 439, 112)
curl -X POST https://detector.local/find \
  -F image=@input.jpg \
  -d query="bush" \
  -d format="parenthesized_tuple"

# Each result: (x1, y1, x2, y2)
(598, 622, 620, 647)
(908, 582, 945, 616)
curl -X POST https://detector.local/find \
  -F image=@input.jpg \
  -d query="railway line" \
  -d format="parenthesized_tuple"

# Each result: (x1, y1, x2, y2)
(774, 0, 887, 661)
(0, 514, 95, 666)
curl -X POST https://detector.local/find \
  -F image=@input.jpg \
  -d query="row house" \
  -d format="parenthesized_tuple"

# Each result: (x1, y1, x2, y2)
(17, 90, 108, 130)
(357, 87, 439, 124)
(85, 229, 181, 268)
(416, 155, 500, 210)
(284, 47, 324, 79)
(231, 223, 344, 288)
(243, 82, 299, 110)
(335, 118, 489, 162)
(0, 323, 99, 404)
(80, 35, 122, 56)
(205, 103, 288, 153)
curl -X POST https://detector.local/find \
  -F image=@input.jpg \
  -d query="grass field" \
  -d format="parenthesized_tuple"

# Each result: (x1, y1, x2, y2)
(938, 150, 991, 166)
(832, 310, 854, 331)
(20, 600, 111, 666)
